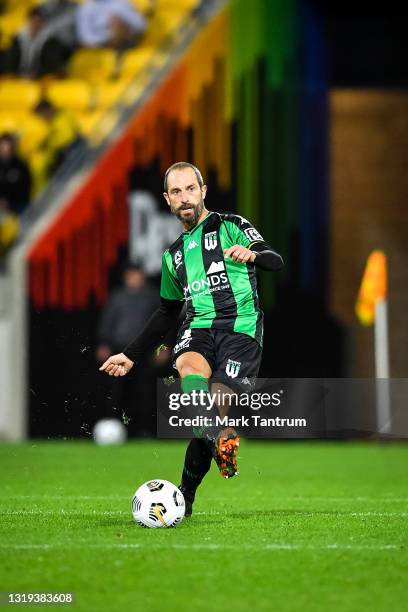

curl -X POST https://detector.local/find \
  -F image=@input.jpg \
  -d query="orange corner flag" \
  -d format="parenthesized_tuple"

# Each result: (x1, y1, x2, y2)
(355, 250, 387, 326)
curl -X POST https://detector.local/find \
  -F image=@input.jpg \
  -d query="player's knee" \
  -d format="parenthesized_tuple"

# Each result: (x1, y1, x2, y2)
(176, 352, 212, 379)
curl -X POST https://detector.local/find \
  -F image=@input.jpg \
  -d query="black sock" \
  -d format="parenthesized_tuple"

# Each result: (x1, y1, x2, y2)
(180, 438, 213, 498)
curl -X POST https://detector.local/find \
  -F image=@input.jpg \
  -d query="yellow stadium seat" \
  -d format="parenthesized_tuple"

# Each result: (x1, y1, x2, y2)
(158, 0, 200, 8)
(0, 111, 48, 156)
(74, 109, 107, 137)
(45, 80, 94, 111)
(140, 9, 189, 45)
(119, 46, 156, 79)
(4, 0, 36, 10)
(95, 81, 130, 109)
(129, 0, 155, 15)
(0, 10, 27, 49)
(27, 148, 49, 196)
(0, 80, 42, 111)
(86, 108, 120, 147)
(68, 48, 118, 83)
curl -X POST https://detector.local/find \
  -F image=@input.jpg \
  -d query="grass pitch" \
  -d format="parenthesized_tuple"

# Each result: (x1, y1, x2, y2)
(0, 440, 407, 611)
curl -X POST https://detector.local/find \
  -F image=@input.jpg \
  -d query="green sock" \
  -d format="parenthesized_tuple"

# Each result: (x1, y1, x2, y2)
(180, 375, 217, 440)
(181, 374, 209, 394)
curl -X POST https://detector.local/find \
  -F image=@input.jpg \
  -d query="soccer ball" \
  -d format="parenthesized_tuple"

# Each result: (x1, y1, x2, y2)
(132, 479, 185, 528)
(92, 418, 127, 445)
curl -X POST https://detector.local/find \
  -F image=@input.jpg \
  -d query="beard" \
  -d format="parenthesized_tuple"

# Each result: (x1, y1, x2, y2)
(172, 198, 204, 226)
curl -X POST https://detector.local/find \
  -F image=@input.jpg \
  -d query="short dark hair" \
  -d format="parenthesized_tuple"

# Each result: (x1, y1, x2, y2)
(163, 162, 204, 192)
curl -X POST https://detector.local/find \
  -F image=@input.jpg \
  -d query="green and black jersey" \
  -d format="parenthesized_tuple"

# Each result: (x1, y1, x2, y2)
(160, 211, 267, 345)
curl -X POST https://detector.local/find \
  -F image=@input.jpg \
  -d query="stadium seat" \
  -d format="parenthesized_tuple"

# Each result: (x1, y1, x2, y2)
(86, 108, 120, 146)
(129, 0, 155, 15)
(0, 111, 48, 156)
(68, 49, 118, 83)
(119, 46, 156, 79)
(0, 80, 42, 111)
(3, 0, 37, 10)
(140, 9, 189, 46)
(74, 109, 107, 137)
(95, 81, 130, 109)
(45, 80, 94, 112)
(0, 10, 28, 49)
(158, 0, 200, 8)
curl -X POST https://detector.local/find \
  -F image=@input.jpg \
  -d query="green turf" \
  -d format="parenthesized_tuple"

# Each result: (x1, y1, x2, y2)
(0, 440, 407, 611)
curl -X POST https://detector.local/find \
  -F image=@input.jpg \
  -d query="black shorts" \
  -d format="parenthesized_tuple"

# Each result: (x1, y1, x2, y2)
(172, 328, 262, 390)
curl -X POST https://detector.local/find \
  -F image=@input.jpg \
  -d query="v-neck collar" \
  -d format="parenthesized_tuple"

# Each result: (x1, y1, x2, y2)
(182, 211, 213, 236)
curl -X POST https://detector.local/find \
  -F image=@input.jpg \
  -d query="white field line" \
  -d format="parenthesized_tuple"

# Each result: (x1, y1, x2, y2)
(1, 496, 130, 500)
(2, 495, 408, 503)
(1, 510, 408, 518)
(0, 543, 403, 551)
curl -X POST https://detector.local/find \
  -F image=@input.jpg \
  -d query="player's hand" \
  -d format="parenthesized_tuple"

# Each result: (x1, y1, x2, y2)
(99, 353, 134, 377)
(224, 245, 256, 263)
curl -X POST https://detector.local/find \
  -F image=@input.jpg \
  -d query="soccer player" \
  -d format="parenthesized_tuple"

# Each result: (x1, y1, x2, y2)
(100, 162, 284, 516)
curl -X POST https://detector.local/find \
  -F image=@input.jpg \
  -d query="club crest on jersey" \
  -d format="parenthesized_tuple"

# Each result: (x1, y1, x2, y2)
(187, 240, 198, 250)
(225, 359, 241, 378)
(244, 227, 263, 242)
(204, 231, 217, 250)
(174, 250, 183, 269)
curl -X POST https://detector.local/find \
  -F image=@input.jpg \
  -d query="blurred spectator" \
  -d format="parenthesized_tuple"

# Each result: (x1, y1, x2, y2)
(76, 0, 146, 50)
(96, 261, 159, 362)
(96, 261, 162, 435)
(34, 99, 84, 181)
(1, 6, 71, 78)
(41, 0, 147, 54)
(0, 133, 31, 215)
(1, 1, 146, 77)
(0, 198, 20, 261)
(39, 0, 76, 22)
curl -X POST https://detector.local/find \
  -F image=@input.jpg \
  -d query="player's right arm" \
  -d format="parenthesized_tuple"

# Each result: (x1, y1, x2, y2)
(99, 251, 184, 377)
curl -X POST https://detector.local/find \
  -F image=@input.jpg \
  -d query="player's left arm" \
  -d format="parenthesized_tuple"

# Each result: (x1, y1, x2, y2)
(223, 216, 284, 271)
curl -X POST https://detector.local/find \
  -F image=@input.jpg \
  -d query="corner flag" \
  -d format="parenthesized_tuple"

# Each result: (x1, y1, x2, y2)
(355, 250, 387, 326)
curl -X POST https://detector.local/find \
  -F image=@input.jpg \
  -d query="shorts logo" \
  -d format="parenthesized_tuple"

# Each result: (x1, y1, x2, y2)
(181, 329, 191, 340)
(225, 359, 241, 378)
(244, 227, 263, 242)
(187, 240, 198, 250)
(174, 250, 183, 269)
(204, 231, 217, 250)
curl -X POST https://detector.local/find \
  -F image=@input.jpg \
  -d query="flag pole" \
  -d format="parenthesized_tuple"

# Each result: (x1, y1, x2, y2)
(374, 298, 391, 433)
(355, 251, 390, 434)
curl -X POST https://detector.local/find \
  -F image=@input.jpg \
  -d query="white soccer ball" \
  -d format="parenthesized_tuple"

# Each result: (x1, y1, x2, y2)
(92, 418, 127, 445)
(132, 479, 185, 528)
